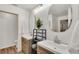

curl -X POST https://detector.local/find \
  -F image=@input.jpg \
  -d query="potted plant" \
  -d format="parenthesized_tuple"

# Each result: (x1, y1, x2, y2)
(35, 17, 43, 30)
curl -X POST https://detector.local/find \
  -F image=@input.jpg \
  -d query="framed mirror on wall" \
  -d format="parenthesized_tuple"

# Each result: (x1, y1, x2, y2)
(48, 4, 72, 32)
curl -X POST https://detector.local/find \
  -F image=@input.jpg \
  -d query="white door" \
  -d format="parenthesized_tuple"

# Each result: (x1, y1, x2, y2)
(0, 11, 18, 48)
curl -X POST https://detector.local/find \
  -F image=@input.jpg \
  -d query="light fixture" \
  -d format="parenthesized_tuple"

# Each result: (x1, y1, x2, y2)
(32, 4, 51, 15)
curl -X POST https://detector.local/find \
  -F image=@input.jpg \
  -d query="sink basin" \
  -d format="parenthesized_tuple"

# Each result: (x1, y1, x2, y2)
(54, 36, 68, 45)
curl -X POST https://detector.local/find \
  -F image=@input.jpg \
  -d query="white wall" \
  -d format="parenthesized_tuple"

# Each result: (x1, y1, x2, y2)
(30, 5, 79, 45)
(0, 4, 29, 52)
(29, 13, 35, 34)
(29, 5, 51, 38)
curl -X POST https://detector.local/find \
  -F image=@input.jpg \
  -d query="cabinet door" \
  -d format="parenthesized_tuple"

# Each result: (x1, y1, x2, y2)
(37, 46, 53, 54)
(22, 37, 32, 54)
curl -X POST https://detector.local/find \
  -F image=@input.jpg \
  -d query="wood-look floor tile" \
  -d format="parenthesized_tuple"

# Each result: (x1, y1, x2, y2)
(0, 45, 17, 54)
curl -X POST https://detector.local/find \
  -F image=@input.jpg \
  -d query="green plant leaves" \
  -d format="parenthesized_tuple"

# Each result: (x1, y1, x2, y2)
(35, 17, 43, 29)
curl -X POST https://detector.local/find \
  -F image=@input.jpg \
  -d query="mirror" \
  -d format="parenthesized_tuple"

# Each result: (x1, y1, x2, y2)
(48, 4, 72, 32)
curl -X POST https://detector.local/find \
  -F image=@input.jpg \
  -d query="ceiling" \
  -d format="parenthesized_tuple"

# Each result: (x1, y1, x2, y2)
(12, 4, 71, 16)
(12, 4, 39, 11)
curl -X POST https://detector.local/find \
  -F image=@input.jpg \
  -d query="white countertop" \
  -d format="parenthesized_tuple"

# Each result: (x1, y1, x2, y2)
(22, 34, 32, 40)
(37, 40, 69, 54)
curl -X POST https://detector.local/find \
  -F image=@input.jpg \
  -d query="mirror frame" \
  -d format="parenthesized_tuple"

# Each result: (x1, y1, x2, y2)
(48, 5, 72, 32)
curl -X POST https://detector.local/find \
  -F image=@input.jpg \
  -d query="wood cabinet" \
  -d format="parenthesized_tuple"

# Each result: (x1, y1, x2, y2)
(22, 35, 32, 54)
(37, 45, 53, 54)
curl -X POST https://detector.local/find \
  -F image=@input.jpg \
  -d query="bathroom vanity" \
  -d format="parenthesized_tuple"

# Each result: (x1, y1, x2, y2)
(37, 40, 69, 54)
(37, 45, 53, 54)
(22, 34, 32, 54)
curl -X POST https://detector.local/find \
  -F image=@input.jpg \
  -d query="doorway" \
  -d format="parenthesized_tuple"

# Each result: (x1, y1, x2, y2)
(0, 11, 18, 53)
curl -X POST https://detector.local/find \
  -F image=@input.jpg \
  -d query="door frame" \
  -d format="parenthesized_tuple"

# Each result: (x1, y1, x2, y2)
(0, 10, 19, 53)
